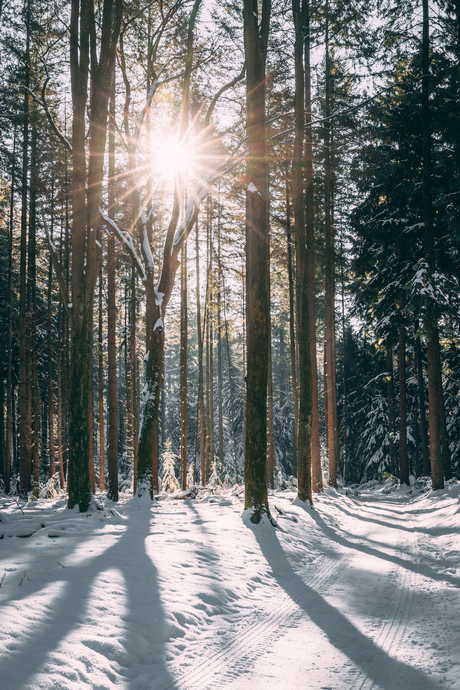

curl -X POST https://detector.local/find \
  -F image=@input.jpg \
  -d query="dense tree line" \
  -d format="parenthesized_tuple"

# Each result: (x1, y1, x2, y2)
(0, 0, 458, 516)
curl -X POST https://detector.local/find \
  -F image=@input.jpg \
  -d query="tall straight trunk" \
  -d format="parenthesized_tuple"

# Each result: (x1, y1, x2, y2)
(47, 195, 56, 481)
(286, 186, 298, 469)
(29, 111, 40, 499)
(180, 243, 188, 489)
(323, 8, 339, 486)
(387, 347, 398, 477)
(217, 213, 224, 475)
(414, 326, 430, 475)
(421, 0, 443, 489)
(130, 260, 138, 491)
(398, 318, 409, 484)
(292, 0, 312, 503)
(223, 282, 239, 483)
(243, 0, 271, 520)
(57, 303, 65, 489)
(304, 0, 321, 493)
(98, 266, 105, 491)
(266, 333, 276, 488)
(209, 318, 215, 476)
(196, 221, 206, 485)
(242, 270, 246, 464)
(6, 126, 17, 494)
(340, 236, 347, 483)
(438, 388, 451, 480)
(18, 0, 31, 500)
(107, 71, 118, 501)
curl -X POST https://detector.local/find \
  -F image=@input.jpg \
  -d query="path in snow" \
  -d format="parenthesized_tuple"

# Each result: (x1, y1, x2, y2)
(0, 482, 459, 689)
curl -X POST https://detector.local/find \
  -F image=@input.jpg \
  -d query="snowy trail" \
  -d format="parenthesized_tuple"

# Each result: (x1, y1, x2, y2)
(0, 483, 459, 689)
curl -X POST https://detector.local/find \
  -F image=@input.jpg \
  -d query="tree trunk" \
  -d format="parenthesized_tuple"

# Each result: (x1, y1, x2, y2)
(180, 243, 188, 489)
(292, 0, 312, 503)
(243, 0, 271, 520)
(5, 126, 17, 494)
(414, 327, 430, 475)
(107, 72, 118, 501)
(47, 195, 56, 482)
(323, 8, 339, 487)
(286, 187, 298, 470)
(98, 265, 105, 491)
(266, 332, 276, 488)
(196, 221, 206, 485)
(217, 213, 224, 476)
(304, 0, 321, 493)
(421, 0, 443, 490)
(387, 347, 398, 477)
(130, 260, 138, 491)
(398, 320, 409, 485)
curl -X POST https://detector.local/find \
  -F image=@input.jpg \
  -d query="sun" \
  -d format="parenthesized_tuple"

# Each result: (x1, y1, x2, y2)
(155, 135, 188, 180)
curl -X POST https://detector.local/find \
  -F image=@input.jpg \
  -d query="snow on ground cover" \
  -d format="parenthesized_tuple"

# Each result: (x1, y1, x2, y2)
(0, 481, 459, 689)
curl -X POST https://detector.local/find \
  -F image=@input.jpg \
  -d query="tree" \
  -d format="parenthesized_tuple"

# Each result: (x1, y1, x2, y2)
(243, 0, 272, 522)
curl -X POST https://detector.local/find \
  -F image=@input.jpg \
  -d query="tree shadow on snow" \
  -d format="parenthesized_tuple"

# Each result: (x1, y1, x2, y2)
(0, 503, 178, 690)
(248, 517, 444, 690)
(308, 507, 460, 588)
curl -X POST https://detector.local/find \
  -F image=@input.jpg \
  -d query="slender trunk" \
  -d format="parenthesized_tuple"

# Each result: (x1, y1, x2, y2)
(387, 347, 398, 477)
(398, 319, 409, 485)
(29, 111, 40, 499)
(293, 0, 312, 503)
(324, 8, 339, 487)
(242, 270, 246, 464)
(286, 186, 298, 469)
(98, 265, 105, 491)
(180, 243, 188, 489)
(89, 345, 96, 494)
(223, 281, 239, 483)
(131, 260, 138, 491)
(340, 236, 347, 483)
(243, 0, 271, 519)
(217, 213, 224, 476)
(267, 332, 276, 488)
(415, 327, 430, 475)
(18, 0, 31, 500)
(6, 126, 16, 494)
(305, 0, 321, 493)
(196, 221, 206, 485)
(57, 305, 65, 490)
(47, 198, 56, 481)
(107, 71, 118, 501)
(422, 0, 443, 489)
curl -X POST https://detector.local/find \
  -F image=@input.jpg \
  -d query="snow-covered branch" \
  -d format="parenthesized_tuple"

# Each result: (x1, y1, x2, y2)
(99, 209, 147, 281)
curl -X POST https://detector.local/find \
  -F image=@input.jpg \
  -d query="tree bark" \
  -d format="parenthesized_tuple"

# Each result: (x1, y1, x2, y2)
(286, 186, 298, 470)
(292, 0, 312, 503)
(421, 0, 443, 490)
(243, 0, 271, 520)
(98, 265, 105, 491)
(180, 243, 188, 489)
(304, 0, 321, 494)
(398, 320, 409, 485)
(414, 327, 430, 475)
(196, 221, 206, 485)
(18, 0, 31, 500)
(387, 347, 398, 477)
(324, 8, 339, 487)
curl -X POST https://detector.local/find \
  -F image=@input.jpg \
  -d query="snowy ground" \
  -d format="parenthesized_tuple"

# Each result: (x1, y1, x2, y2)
(1, 480, 459, 690)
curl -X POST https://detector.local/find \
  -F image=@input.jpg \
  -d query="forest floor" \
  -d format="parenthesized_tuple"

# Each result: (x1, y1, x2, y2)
(0, 478, 459, 690)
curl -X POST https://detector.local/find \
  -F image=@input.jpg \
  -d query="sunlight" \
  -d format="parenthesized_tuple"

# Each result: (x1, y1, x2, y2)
(155, 135, 188, 179)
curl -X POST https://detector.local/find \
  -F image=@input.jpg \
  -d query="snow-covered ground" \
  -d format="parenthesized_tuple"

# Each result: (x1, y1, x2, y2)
(1, 480, 459, 690)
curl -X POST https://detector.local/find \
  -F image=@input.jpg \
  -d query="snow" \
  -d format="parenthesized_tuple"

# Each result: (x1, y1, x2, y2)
(1, 481, 459, 689)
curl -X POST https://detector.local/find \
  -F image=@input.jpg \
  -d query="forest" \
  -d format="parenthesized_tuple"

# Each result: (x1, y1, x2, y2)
(0, 0, 459, 511)
(1, 2, 460, 688)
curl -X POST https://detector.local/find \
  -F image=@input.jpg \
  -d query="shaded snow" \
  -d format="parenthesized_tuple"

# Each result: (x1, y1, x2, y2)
(0, 482, 459, 689)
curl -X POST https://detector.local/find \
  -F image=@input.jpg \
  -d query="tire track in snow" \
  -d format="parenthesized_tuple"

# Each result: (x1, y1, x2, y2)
(159, 505, 369, 690)
(351, 500, 416, 690)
